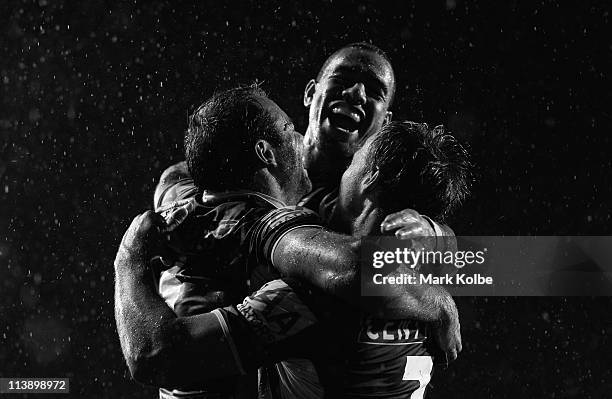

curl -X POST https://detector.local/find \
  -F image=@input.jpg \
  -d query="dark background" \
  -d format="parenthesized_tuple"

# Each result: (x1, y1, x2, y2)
(1, 0, 611, 397)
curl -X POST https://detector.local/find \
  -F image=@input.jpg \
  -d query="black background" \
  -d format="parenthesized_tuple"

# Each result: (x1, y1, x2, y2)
(1, 0, 611, 397)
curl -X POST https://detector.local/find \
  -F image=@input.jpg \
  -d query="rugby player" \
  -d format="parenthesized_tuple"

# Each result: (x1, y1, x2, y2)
(301, 42, 394, 188)
(115, 86, 460, 397)
(148, 43, 460, 398)
(298, 42, 454, 241)
(116, 120, 471, 398)
(155, 42, 454, 245)
(152, 40, 459, 351)
(117, 85, 315, 398)
(250, 121, 472, 398)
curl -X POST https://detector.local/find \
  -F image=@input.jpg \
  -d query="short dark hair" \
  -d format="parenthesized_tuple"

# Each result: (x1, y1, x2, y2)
(316, 42, 395, 105)
(365, 121, 473, 221)
(184, 85, 283, 191)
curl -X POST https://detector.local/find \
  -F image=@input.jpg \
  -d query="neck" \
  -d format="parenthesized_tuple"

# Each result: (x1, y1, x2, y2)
(304, 133, 349, 187)
(350, 199, 386, 237)
(252, 170, 296, 205)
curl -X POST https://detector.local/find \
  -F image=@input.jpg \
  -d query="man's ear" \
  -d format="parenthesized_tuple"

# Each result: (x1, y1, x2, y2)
(361, 167, 380, 195)
(383, 111, 393, 126)
(254, 140, 278, 167)
(303, 79, 316, 107)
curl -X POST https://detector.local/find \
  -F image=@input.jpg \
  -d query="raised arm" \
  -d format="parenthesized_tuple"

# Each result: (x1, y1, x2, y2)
(114, 211, 247, 387)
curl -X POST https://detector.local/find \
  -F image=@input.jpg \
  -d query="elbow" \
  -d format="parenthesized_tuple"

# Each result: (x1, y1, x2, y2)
(128, 349, 187, 388)
(323, 268, 358, 296)
(127, 358, 150, 385)
(126, 349, 167, 386)
(123, 321, 203, 388)
(128, 352, 210, 389)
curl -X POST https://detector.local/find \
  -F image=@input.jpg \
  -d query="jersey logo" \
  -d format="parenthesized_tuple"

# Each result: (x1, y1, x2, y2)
(357, 317, 428, 345)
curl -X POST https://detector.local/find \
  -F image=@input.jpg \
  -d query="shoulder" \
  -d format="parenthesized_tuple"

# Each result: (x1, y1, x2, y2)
(298, 186, 338, 225)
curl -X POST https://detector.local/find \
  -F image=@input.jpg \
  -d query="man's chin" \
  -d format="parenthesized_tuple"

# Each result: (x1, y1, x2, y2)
(319, 127, 360, 155)
(331, 125, 360, 141)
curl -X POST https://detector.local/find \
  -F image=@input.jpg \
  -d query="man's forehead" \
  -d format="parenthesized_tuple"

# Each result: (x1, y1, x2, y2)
(322, 48, 394, 83)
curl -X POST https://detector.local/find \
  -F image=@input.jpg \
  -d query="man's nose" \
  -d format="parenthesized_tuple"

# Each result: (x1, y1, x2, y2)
(342, 82, 367, 105)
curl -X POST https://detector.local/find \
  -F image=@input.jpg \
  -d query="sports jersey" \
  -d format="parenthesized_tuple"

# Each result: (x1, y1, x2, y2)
(154, 167, 443, 398)
(153, 166, 321, 399)
(297, 185, 337, 225)
(221, 278, 437, 399)
(246, 184, 441, 398)
(337, 316, 434, 399)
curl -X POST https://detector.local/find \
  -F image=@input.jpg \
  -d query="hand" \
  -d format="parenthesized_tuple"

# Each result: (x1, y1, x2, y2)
(434, 305, 462, 364)
(116, 210, 170, 271)
(380, 208, 436, 252)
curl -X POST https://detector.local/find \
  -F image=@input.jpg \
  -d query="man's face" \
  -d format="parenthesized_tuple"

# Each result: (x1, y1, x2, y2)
(257, 95, 312, 203)
(303, 48, 395, 161)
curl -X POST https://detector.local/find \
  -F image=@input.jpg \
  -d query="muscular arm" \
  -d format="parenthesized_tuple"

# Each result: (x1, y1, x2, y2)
(114, 212, 243, 387)
(153, 163, 457, 323)
(271, 224, 461, 359)
(272, 226, 457, 323)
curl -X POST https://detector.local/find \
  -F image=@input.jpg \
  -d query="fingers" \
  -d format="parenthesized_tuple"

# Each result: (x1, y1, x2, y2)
(441, 337, 460, 364)
(447, 330, 462, 362)
(140, 210, 167, 228)
(164, 205, 190, 232)
(120, 210, 170, 254)
(133, 211, 171, 241)
(380, 209, 436, 241)
(455, 324, 463, 354)
(446, 348, 458, 363)
(436, 318, 462, 365)
(436, 334, 458, 365)
(393, 224, 433, 238)
(380, 209, 421, 233)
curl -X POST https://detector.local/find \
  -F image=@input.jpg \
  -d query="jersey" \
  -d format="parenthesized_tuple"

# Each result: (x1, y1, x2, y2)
(153, 164, 321, 398)
(219, 278, 437, 399)
(338, 316, 434, 399)
(155, 169, 442, 398)
(206, 183, 442, 398)
(297, 185, 338, 225)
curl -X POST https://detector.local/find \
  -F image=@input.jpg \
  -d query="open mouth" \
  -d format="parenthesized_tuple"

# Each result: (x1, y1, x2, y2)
(328, 103, 363, 135)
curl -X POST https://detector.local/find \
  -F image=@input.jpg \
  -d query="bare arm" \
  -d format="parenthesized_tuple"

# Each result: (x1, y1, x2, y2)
(272, 226, 457, 322)
(114, 212, 243, 386)
(271, 213, 462, 361)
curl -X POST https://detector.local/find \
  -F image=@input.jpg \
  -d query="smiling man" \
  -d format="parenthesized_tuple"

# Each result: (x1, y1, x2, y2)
(303, 42, 395, 188)
(116, 119, 471, 399)
(137, 44, 460, 398)
(116, 84, 462, 399)
(297, 43, 452, 242)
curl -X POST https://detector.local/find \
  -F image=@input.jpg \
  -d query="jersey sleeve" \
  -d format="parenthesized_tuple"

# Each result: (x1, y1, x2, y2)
(153, 161, 200, 211)
(215, 280, 327, 399)
(248, 206, 323, 270)
(211, 306, 269, 373)
(212, 279, 319, 371)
